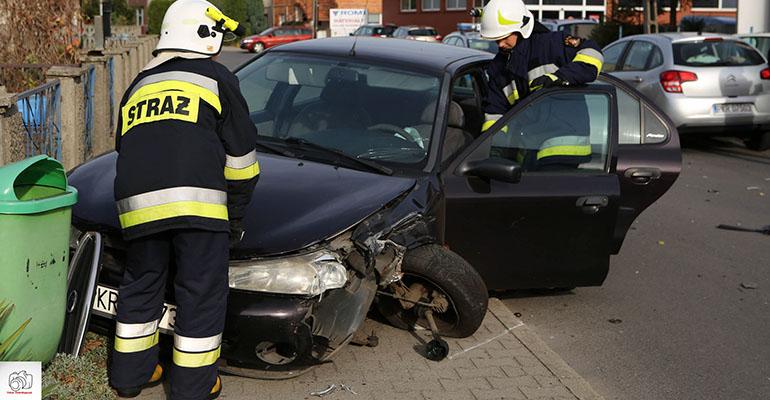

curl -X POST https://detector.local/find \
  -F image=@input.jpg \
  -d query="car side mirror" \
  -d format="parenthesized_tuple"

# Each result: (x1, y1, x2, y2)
(350, 32, 355, 36)
(463, 157, 522, 183)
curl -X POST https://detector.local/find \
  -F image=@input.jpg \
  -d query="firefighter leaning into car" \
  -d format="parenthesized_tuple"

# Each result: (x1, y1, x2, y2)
(109, 1, 258, 399)
(477, 0, 604, 169)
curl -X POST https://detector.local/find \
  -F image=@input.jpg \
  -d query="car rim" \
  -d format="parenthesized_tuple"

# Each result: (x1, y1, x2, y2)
(255, 43, 264, 52)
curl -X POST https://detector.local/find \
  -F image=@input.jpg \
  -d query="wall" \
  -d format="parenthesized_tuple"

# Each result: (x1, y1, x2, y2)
(382, 0, 472, 36)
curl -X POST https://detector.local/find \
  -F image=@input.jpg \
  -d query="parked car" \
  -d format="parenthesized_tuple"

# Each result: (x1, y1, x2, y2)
(443, 23, 498, 53)
(392, 25, 442, 42)
(737, 32, 770, 60)
(240, 26, 312, 53)
(602, 33, 770, 150)
(69, 37, 680, 378)
(540, 18, 598, 37)
(351, 23, 398, 37)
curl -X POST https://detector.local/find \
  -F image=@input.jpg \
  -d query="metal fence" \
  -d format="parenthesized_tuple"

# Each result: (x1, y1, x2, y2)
(14, 80, 62, 159)
(83, 65, 96, 157)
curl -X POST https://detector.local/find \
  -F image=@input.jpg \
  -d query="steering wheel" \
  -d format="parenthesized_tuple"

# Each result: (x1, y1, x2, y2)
(367, 123, 423, 146)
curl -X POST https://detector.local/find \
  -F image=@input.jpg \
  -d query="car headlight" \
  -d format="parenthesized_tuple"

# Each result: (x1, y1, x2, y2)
(241, 38, 253, 43)
(228, 249, 348, 296)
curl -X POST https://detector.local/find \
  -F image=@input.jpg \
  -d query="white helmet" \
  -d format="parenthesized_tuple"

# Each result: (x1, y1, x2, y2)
(480, 0, 535, 41)
(154, 0, 245, 56)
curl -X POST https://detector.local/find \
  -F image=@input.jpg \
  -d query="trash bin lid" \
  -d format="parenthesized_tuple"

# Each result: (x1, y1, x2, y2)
(0, 155, 78, 214)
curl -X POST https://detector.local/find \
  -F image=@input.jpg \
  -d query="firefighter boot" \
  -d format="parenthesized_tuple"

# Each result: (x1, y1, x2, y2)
(116, 364, 164, 398)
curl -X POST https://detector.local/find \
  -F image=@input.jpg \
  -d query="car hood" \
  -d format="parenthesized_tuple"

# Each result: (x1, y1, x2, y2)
(68, 152, 416, 257)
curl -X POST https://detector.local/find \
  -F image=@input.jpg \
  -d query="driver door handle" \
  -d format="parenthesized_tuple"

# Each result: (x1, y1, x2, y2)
(625, 167, 662, 185)
(576, 196, 608, 215)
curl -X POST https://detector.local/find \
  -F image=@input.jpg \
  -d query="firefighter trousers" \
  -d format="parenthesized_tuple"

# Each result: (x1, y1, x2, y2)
(109, 229, 229, 400)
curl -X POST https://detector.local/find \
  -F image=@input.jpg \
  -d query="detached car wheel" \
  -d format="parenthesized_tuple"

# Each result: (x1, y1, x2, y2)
(747, 131, 770, 151)
(377, 245, 488, 338)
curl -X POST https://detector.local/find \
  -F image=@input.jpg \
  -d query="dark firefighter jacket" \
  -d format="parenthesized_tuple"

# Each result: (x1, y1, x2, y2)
(114, 57, 259, 240)
(482, 27, 604, 167)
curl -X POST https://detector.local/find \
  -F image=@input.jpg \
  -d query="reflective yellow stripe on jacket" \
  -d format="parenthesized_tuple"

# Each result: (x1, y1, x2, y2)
(116, 186, 229, 229)
(573, 48, 604, 78)
(536, 136, 591, 160)
(224, 149, 260, 180)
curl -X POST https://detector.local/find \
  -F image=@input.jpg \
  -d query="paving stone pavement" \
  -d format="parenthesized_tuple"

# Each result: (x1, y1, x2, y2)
(138, 299, 603, 400)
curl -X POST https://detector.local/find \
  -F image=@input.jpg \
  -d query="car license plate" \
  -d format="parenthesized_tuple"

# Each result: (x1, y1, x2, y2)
(92, 285, 177, 333)
(714, 103, 753, 113)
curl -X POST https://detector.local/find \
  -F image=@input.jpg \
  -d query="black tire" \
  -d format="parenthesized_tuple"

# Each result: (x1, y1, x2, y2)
(376, 245, 488, 338)
(747, 131, 770, 151)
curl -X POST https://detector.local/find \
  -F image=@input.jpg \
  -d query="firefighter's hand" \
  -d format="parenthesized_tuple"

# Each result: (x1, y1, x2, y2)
(529, 74, 566, 91)
(229, 219, 245, 247)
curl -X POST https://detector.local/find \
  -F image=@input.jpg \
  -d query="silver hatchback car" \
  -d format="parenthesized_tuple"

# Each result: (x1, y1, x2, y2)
(603, 33, 770, 150)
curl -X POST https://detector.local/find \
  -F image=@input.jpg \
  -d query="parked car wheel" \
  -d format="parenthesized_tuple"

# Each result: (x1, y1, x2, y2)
(253, 42, 265, 53)
(376, 245, 488, 338)
(746, 131, 770, 151)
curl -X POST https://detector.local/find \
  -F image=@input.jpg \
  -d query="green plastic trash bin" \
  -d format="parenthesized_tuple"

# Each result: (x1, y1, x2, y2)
(0, 155, 78, 363)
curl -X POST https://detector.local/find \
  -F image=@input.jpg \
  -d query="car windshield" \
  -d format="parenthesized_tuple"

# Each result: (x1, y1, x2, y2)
(468, 39, 498, 53)
(410, 28, 437, 36)
(259, 28, 274, 36)
(673, 40, 765, 66)
(236, 53, 442, 172)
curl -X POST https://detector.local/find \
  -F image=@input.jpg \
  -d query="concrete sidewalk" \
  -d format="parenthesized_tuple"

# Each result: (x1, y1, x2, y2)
(139, 299, 603, 400)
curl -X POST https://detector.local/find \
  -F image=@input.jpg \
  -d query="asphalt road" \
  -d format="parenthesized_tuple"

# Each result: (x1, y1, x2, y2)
(503, 137, 770, 400)
(217, 47, 770, 399)
(216, 46, 257, 70)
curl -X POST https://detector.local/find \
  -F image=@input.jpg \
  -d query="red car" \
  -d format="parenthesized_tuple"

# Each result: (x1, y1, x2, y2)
(240, 27, 313, 53)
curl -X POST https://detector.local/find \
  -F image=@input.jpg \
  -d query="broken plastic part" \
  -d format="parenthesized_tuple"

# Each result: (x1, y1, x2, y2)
(310, 384, 337, 397)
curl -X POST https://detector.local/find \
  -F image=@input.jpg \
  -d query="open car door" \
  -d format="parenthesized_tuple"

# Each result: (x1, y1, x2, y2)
(443, 85, 621, 290)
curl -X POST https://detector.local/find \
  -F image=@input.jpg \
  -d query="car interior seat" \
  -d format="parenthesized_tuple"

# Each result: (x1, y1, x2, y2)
(442, 101, 474, 162)
(287, 68, 371, 136)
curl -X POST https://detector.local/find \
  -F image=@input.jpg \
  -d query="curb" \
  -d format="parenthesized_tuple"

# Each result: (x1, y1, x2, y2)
(488, 298, 605, 400)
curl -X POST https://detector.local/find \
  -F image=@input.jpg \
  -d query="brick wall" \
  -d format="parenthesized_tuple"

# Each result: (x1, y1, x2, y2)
(382, 0, 473, 36)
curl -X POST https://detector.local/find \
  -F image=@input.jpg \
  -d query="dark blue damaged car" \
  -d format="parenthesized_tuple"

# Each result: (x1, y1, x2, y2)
(68, 37, 680, 378)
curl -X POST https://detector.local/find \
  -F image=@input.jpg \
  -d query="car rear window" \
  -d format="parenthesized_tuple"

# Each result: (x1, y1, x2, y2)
(673, 40, 765, 67)
(409, 28, 437, 36)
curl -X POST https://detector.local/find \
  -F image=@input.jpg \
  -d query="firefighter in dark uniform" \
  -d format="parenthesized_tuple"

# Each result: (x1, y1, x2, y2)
(477, 0, 604, 170)
(108, 1, 258, 399)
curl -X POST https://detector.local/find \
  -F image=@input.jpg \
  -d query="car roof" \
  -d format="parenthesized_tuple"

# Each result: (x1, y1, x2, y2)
(269, 37, 492, 73)
(400, 25, 436, 30)
(611, 32, 737, 45)
(540, 19, 598, 26)
(737, 32, 770, 37)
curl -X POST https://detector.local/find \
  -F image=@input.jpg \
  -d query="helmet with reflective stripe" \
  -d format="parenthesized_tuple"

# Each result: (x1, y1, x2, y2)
(480, 0, 535, 41)
(154, 0, 244, 56)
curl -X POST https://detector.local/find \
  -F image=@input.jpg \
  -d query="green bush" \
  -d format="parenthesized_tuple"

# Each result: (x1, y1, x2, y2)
(42, 333, 113, 400)
(147, 0, 174, 34)
(0, 301, 31, 361)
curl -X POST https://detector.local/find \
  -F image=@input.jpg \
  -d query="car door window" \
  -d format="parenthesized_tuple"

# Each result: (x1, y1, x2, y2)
(602, 42, 628, 72)
(490, 92, 611, 172)
(444, 72, 483, 163)
(617, 87, 642, 144)
(648, 45, 663, 69)
(622, 41, 654, 71)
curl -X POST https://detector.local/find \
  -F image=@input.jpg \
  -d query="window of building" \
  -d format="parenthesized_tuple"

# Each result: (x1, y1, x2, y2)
(524, 0, 538, 4)
(368, 13, 381, 23)
(422, 0, 440, 11)
(542, 0, 582, 5)
(474, 0, 485, 7)
(586, 0, 605, 5)
(692, 0, 736, 8)
(447, 0, 467, 10)
(401, 0, 417, 12)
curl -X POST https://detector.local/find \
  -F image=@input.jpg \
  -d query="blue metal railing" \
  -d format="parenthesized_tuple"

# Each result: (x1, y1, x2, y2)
(83, 65, 96, 157)
(15, 80, 62, 159)
(107, 57, 115, 130)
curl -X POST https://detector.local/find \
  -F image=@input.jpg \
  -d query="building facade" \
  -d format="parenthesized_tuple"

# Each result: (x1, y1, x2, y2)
(270, 0, 383, 34)
(382, 0, 738, 36)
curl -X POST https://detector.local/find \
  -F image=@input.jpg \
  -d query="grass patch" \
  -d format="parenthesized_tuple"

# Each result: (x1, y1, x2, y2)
(43, 332, 115, 400)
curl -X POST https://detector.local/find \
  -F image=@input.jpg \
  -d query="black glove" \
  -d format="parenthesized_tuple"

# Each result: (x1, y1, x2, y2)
(229, 219, 245, 247)
(529, 74, 566, 92)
